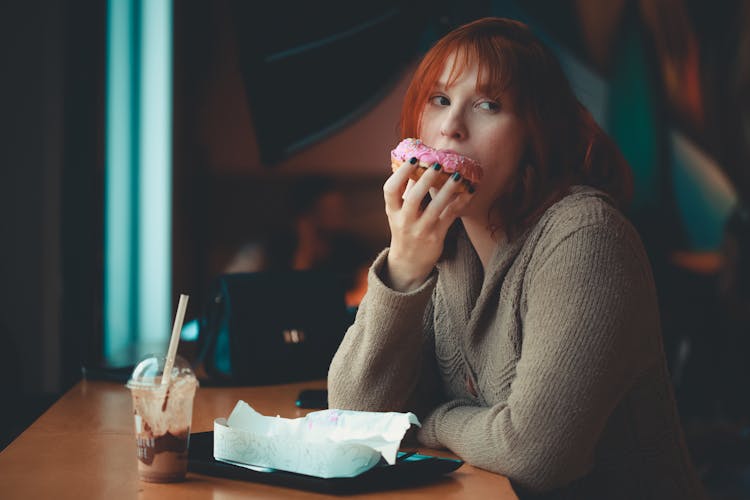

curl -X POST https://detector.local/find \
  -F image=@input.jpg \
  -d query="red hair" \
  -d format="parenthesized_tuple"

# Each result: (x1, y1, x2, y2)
(399, 18, 633, 237)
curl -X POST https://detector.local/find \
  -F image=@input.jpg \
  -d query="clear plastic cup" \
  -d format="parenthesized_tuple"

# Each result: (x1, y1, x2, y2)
(126, 354, 199, 482)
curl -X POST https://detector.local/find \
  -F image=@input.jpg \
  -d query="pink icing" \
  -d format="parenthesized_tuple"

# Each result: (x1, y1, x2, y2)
(390, 138, 483, 183)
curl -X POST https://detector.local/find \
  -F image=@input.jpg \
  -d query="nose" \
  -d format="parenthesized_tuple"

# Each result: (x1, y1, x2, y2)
(440, 109, 466, 140)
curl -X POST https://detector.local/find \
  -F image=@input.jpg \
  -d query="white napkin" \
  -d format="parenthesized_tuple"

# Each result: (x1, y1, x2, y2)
(213, 400, 420, 478)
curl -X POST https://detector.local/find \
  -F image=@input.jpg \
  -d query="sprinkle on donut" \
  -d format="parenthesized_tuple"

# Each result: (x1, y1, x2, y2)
(390, 138, 482, 191)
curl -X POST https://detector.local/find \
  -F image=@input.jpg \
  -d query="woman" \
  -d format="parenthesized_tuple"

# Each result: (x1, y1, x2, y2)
(328, 18, 704, 498)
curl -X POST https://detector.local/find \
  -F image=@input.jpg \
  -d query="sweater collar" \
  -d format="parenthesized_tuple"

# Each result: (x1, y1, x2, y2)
(436, 220, 532, 332)
(434, 184, 607, 339)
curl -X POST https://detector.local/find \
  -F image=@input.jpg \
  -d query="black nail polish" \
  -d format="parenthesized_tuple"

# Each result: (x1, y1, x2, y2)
(409, 157, 417, 164)
(452, 172, 462, 182)
(468, 185, 475, 194)
(433, 162, 441, 171)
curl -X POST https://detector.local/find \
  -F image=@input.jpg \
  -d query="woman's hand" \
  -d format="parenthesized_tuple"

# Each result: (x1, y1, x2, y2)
(383, 158, 473, 292)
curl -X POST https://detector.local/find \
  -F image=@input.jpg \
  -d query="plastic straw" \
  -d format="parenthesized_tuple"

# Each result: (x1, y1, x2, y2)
(162, 294, 189, 387)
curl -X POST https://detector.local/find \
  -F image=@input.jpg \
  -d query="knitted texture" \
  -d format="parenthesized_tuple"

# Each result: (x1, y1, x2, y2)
(328, 186, 705, 498)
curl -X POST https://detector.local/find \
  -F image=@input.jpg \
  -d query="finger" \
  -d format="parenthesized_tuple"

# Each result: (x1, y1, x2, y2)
(440, 191, 472, 224)
(436, 190, 473, 233)
(422, 171, 465, 221)
(401, 162, 445, 215)
(402, 179, 416, 200)
(383, 157, 418, 211)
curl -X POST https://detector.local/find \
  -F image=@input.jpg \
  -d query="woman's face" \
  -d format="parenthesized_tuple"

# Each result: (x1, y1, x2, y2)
(418, 53, 527, 219)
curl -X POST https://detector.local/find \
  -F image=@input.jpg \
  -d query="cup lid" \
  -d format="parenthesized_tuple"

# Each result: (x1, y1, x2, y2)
(126, 354, 196, 390)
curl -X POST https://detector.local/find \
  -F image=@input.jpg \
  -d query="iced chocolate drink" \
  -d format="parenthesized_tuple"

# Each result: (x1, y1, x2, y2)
(127, 355, 198, 482)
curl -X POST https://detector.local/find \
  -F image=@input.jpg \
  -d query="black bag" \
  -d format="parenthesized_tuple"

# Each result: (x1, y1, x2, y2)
(196, 270, 350, 385)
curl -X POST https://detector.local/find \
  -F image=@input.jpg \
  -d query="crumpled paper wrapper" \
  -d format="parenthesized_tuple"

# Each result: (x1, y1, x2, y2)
(213, 400, 420, 478)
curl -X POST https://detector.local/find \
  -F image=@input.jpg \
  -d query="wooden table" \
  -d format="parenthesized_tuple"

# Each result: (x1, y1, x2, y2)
(0, 379, 517, 499)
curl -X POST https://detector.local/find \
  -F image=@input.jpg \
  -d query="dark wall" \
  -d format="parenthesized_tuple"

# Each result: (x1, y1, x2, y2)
(1, 1, 65, 397)
(0, 0, 103, 401)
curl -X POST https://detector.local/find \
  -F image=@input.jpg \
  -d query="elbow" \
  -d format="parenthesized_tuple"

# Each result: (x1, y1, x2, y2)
(326, 361, 360, 410)
(327, 346, 367, 407)
(327, 377, 363, 411)
(503, 446, 592, 494)
(326, 362, 389, 411)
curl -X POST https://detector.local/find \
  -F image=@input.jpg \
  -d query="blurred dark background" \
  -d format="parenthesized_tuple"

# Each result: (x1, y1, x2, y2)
(2, 0, 749, 496)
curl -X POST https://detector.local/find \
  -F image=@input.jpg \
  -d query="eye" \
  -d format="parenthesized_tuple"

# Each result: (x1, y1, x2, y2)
(429, 95, 450, 106)
(477, 100, 500, 112)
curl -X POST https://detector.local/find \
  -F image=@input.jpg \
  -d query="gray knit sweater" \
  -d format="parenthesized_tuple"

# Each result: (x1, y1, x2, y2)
(328, 186, 705, 498)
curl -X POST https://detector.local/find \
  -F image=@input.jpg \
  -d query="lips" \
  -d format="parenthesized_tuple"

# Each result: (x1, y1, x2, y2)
(434, 148, 478, 162)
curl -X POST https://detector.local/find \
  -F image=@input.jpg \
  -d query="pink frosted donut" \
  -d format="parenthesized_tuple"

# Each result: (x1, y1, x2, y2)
(390, 138, 483, 192)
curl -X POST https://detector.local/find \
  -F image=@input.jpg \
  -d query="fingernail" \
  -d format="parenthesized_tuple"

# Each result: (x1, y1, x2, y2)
(452, 172, 462, 182)
(468, 185, 475, 194)
(433, 162, 441, 171)
(409, 157, 417, 164)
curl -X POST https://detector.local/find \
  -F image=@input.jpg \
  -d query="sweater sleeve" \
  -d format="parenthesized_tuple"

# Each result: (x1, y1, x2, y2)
(417, 218, 657, 493)
(327, 248, 442, 417)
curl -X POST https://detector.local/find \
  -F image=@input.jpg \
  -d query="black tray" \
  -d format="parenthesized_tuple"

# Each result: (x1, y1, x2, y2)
(187, 431, 463, 494)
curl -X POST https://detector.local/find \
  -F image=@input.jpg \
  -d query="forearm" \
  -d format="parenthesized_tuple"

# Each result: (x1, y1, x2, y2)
(328, 249, 439, 413)
(418, 400, 591, 493)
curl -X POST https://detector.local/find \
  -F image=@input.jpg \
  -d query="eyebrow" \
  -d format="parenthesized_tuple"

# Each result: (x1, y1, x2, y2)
(434, 82, 501, 102)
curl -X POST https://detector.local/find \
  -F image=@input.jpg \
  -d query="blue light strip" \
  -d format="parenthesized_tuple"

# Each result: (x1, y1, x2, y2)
(105, 0, 173, 364)
(138, 0, 172, 346)
(104, 0, 135, 362)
